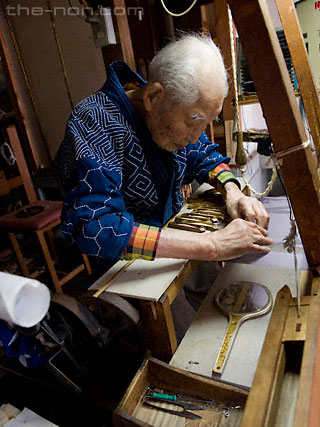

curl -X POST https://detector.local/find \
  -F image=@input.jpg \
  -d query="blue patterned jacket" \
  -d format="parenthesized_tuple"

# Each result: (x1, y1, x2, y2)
(54, 61, 231, 261)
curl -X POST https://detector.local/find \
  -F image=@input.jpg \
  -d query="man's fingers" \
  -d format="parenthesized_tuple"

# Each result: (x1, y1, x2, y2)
(252, 244, 272, 254)
(240, 197, 270, 229)
(255, 210, 270, 229)
(254, 235, 274, 245)
(248, 222, 268, 235)
(246, 208, 270, 228)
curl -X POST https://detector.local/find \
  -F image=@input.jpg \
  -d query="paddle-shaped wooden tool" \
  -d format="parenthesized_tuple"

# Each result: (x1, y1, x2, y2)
(213, 281, 273, 375)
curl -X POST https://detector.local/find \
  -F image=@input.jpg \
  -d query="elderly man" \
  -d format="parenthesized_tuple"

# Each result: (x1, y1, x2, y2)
(54, 34, 273, 273)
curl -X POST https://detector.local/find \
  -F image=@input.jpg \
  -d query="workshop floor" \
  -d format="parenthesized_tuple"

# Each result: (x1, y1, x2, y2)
(0, 369, 115, 426)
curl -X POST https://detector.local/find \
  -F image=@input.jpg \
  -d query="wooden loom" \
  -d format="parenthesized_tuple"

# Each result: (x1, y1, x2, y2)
(111, 1, 320, 424)
(225, 0, 320, 425)
(226, 0, 320, 271)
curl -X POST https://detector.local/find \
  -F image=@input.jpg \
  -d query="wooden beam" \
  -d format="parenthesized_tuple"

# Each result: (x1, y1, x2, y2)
(200, 2, 215, 35)
(113, 0, 136, 71)
(214, 0, 235, 122)
(240, 285, 291, 426)
(139, 295, 177, 362)
(6, 124, 37, 204)
(228, 0, 320, 271)
(275, 0, 320, 162)
(295, 278, 320, 427)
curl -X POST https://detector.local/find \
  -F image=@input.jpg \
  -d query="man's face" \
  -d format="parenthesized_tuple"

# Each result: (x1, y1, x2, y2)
(144, 84, 224, 152)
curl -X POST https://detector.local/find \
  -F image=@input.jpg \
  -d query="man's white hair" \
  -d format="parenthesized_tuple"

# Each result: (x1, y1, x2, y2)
(148, 33, 228, 105)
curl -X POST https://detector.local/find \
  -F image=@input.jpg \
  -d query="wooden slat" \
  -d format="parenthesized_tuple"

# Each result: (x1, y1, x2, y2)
(8, 175, 23, 191)
(113, 0, 136, 71)
(139, 295, 177, 362)
(283, 296, 310, 342)
(264, 344, 286, 427)
(0, 170, 9, 196)
(59, 264, 86, 286)
(275, 0, 320, 161)
(228, 0, 320, 271)
(200, 2, 215, 35)
(214, 0, 235, 123)
(240, 285, 291, 426)
(294, 278, 320, 427)
(165, 260, 199, 303)
(6, 125, 37, 204)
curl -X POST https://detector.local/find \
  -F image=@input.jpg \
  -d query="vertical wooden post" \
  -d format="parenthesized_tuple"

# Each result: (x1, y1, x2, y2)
(215, 0, 236, 159)
(228, 0, 320, 271)
(113, 0, 136, 71)
(294, 278, 320, 426)
(6, 125, 37, 204)
(214, 0, 235, 124)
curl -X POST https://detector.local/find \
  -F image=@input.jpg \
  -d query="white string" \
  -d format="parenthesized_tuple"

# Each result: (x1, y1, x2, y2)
(240, 140, 310, 197)
(160, 0, 198, 17)
(228, 7, 240, 134)
(0, 142, 16, 166)
(240, 165, 278, 197)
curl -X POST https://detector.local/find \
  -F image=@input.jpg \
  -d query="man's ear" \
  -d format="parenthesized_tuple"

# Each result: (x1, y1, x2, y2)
(143, 82, 165, 112)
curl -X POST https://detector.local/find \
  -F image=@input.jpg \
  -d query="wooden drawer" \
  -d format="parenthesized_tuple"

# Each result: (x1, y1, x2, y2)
(113, 357, 248, 426)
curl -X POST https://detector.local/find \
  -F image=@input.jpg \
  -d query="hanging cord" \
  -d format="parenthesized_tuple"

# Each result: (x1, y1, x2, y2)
(277, 170, 301, 317)
(160, 0, 198, 17)
(228, 7, 240, 135)
(47, 0, 74, 110)
(240, 166, 278, 198)
(228, 6, 277, 197)
(0, 0, 48, 145)
(283, 219, 300, 316)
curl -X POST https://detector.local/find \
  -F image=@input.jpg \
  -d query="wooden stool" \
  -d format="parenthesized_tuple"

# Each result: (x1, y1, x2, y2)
(0, 200, 91, 293)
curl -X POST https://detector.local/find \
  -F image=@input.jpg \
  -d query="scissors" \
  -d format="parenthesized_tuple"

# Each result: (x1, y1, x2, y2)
(142, 396, 203, 420)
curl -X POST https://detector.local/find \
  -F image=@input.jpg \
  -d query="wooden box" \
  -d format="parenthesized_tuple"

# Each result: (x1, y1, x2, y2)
(113, 357, 248, 426)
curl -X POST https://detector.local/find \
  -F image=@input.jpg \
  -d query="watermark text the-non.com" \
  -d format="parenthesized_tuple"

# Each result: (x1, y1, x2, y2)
(6, 5, 144, 17)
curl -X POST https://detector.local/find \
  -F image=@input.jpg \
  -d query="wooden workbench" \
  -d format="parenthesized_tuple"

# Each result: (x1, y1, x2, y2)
(89, 256, 199, 361)
(89, 187, 308, 364)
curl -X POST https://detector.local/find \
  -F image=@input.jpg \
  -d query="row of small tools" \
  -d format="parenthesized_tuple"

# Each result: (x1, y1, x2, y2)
(167, 199, 229, 233)
(142, 386, 240, 420)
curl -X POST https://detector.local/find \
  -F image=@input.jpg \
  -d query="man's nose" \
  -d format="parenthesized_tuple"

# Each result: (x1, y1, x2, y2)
(189, 129, 204, 144)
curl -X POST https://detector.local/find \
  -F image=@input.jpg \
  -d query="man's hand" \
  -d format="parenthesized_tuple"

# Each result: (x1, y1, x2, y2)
(224, 182, 270, 229)
(156, 182, 273, 262)
(156, 218, 274, 261)
(208, 218, 274, 260)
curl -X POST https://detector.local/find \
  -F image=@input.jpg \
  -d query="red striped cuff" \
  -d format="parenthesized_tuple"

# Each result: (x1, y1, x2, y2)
(208, 163, 241, 191)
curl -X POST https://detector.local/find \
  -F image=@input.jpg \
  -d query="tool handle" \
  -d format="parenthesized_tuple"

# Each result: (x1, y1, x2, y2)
(213, 314, 242, 375)
(152, 392, 176, 401)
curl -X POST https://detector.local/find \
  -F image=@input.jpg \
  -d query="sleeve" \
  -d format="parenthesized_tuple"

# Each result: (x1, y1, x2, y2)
(208, 163, 241, 192)
(120, 223, 161, 261)
(57, 110, 161, 261)
(184, 132, 241, 190)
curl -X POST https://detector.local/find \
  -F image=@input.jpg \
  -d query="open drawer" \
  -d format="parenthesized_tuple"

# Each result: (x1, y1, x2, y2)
(113, 357, 248, 426)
